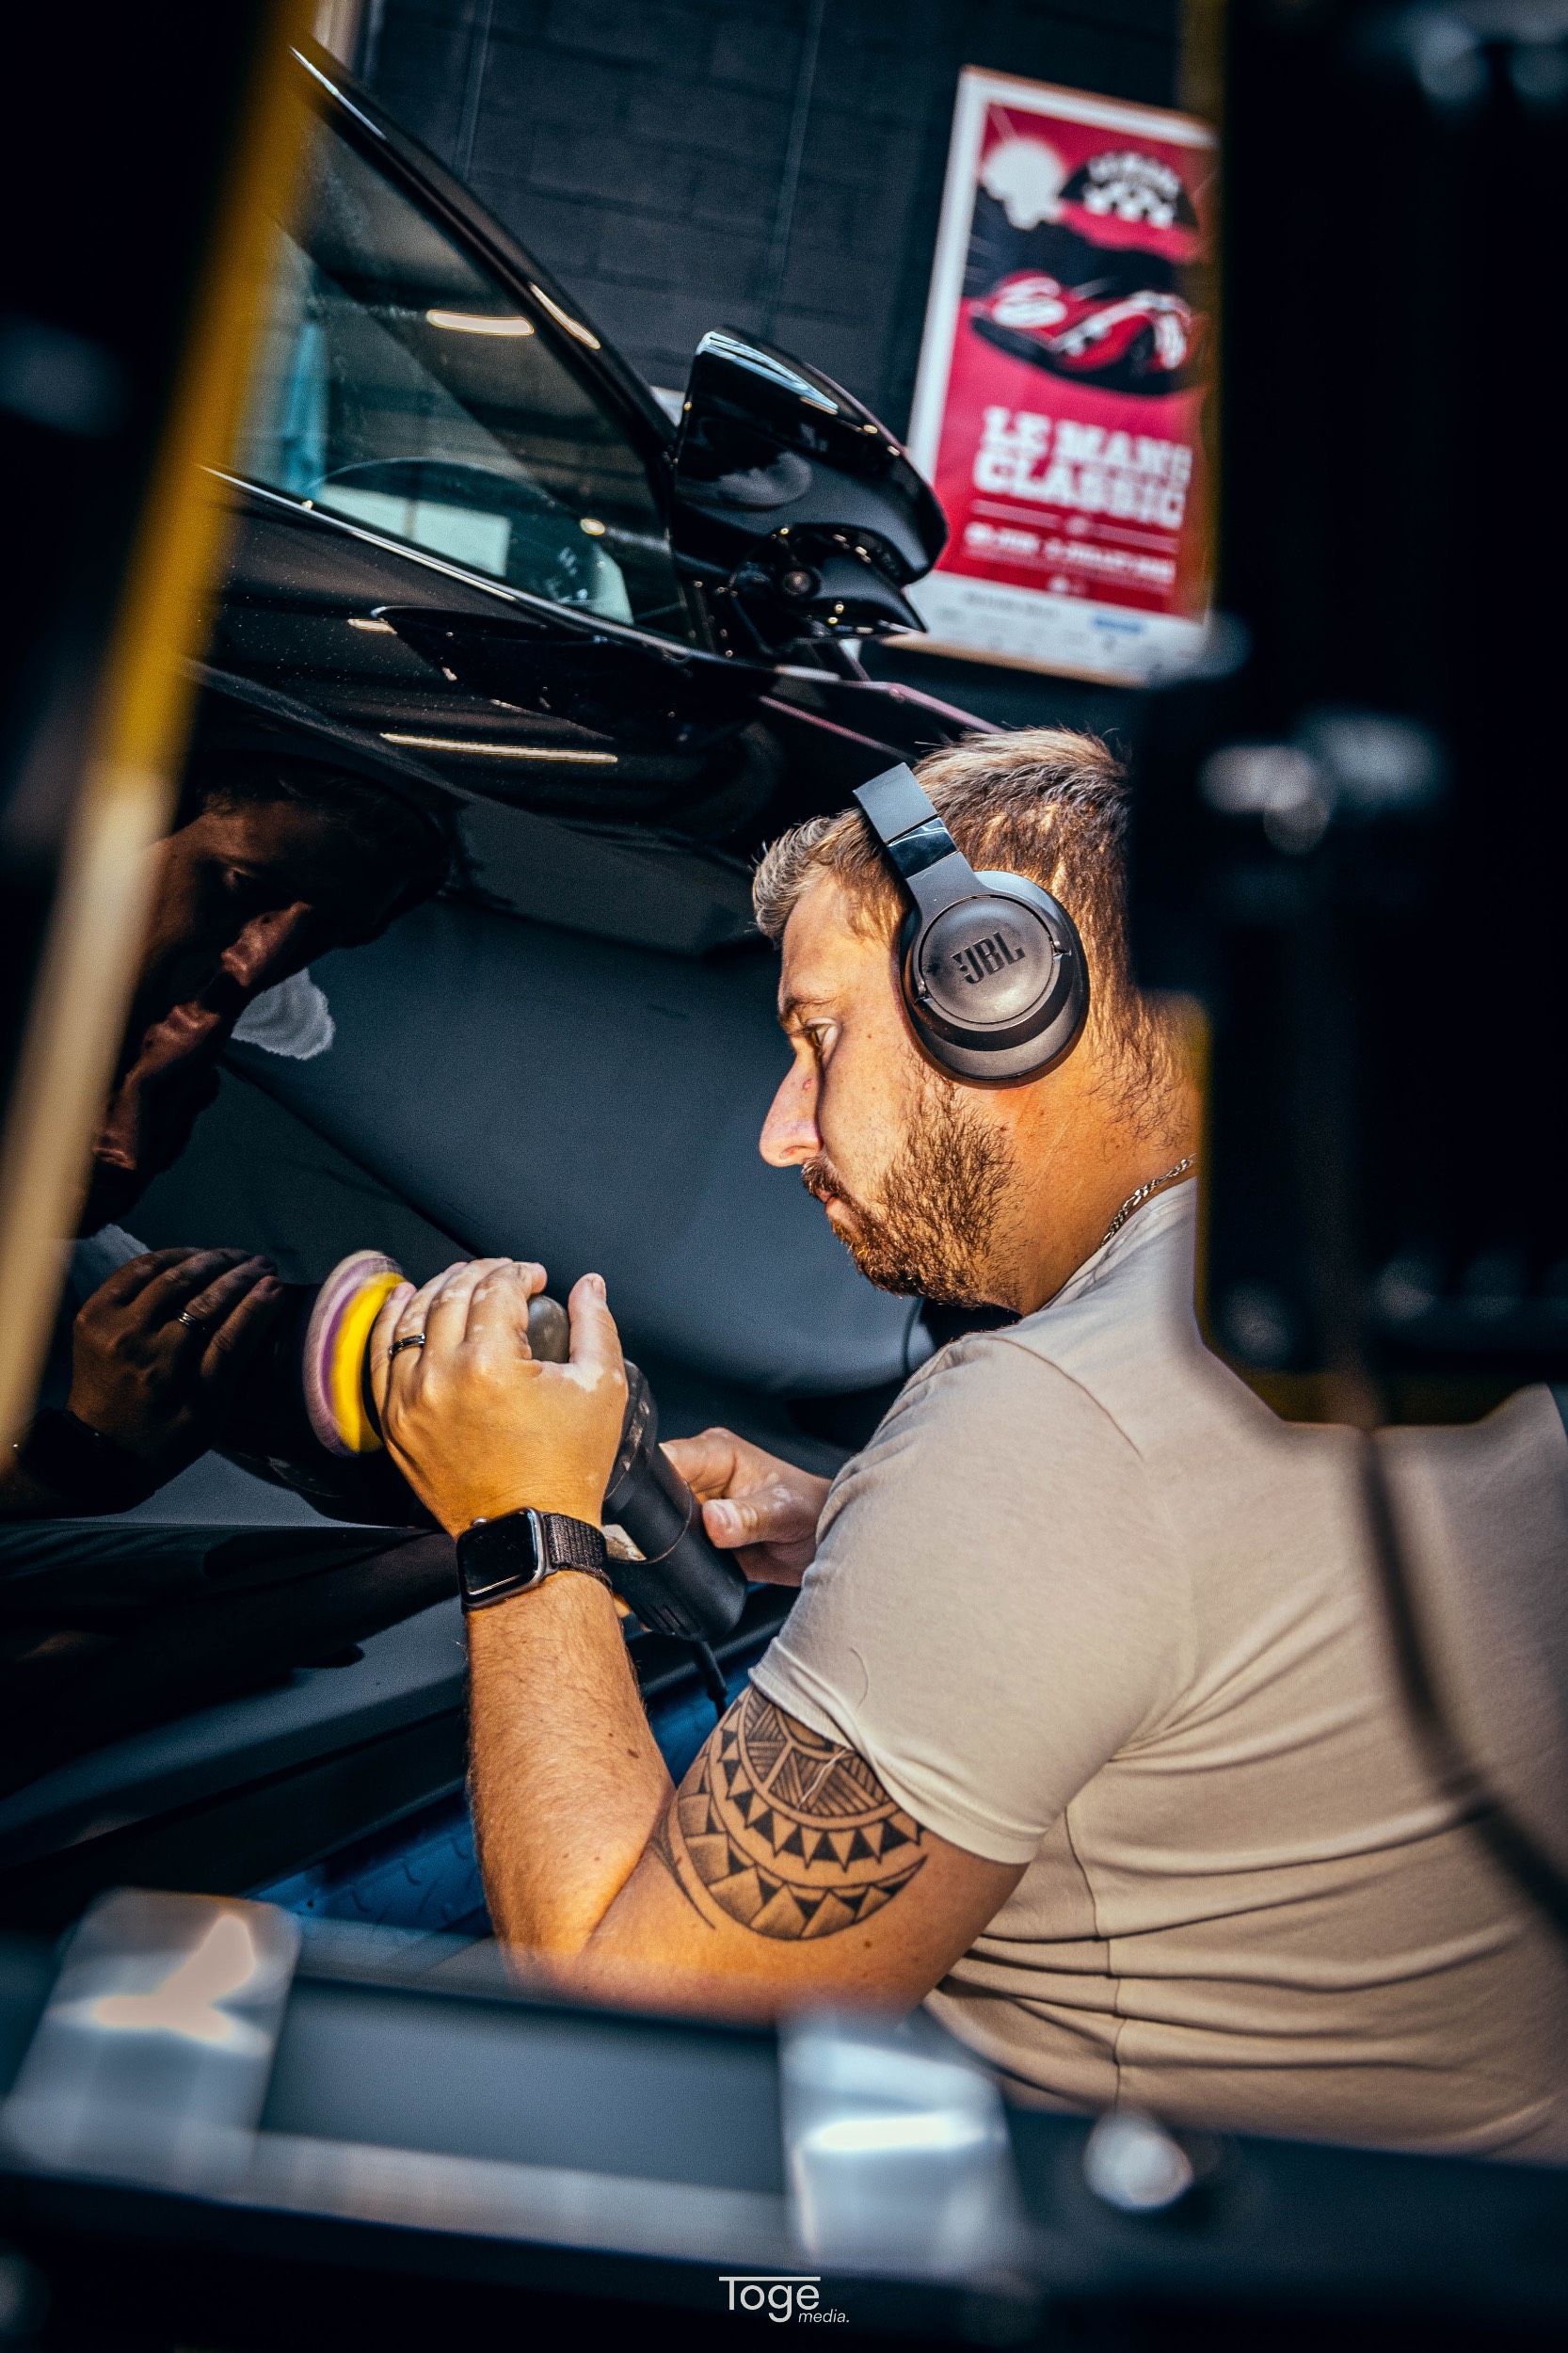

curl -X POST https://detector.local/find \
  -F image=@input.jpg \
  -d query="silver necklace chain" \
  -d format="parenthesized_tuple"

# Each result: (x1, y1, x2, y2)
(1101, 1156, 1196, 1250)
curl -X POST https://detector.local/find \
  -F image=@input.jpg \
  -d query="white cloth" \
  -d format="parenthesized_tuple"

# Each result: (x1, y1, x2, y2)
(231, 968, 334, 1060)
(752, 1185, 1568, 2158)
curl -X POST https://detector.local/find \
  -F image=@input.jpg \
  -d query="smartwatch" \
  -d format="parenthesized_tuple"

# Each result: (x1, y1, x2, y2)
(456, 1508, 612, 1614)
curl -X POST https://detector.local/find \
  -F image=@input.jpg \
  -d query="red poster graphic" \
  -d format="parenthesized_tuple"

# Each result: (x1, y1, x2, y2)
(905, 72, 1216, 683)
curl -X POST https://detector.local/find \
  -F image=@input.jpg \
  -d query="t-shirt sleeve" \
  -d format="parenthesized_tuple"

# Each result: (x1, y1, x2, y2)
(749, 1337, 1187, 1865)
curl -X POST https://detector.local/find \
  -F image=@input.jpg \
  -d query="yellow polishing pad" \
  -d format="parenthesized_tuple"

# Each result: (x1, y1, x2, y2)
(328, 1268, 407, 1454)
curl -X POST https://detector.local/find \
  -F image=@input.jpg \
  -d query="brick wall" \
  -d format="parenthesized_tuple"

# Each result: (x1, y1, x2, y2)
(360, 0, 1182, 437)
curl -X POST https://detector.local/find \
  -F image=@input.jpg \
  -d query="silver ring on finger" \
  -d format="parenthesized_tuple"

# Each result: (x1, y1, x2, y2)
(388, 1333, 427, 1359)
(175, 1309, 208, 1331)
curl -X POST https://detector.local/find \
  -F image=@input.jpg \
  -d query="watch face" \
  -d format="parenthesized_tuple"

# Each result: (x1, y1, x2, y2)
(458, 1512, 547, 1609)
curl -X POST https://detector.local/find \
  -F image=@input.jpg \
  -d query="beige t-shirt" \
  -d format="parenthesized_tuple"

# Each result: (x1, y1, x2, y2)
(751, 1184, 1568, 2159)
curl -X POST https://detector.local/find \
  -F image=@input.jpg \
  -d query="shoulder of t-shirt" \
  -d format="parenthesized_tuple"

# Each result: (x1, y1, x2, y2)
(802, 1293, 1199, 1774)
(875, 1210, 1191, 1467)
(863, 1319, 1149, 1481)
(993, 1189, 1207, 1433)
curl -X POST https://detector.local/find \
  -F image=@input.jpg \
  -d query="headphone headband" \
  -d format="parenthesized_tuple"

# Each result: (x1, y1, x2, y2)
(854, 768, 979, 922)
(851, 762, 1091, 1087)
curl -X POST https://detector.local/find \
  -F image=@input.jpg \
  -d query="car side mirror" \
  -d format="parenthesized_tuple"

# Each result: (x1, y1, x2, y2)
(668, 330, 948, 656)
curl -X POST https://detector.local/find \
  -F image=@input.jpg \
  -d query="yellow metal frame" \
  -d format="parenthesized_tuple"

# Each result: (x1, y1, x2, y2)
(0, 4, 317, 1448)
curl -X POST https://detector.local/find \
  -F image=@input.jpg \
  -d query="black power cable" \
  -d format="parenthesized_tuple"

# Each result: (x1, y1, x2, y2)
(691, 1638, 730, 1717)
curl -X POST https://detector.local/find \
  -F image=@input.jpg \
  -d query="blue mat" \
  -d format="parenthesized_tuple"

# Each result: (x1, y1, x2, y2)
(256, 1647, 759, 1937)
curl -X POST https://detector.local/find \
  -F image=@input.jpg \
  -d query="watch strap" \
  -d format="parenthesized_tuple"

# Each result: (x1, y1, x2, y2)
(14, 1408, 162, 1513)
(536, 1512, 610, 1576)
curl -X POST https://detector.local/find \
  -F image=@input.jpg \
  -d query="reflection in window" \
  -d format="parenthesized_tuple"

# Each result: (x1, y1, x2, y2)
(234, 114, 689, 638)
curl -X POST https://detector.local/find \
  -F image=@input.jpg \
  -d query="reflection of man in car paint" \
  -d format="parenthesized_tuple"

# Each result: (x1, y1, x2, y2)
(369, 728, 1567, 2163)
(85, 756, 448, 1236)
(4, 754, 449, 1518)
(0, 759, 453, 1788)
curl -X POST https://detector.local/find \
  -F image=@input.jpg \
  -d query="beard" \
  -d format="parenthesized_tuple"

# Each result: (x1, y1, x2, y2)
(802, 1074, 1016, 1307)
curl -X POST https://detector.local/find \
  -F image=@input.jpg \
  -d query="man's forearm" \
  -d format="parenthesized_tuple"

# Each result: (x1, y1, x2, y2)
(467, 1573, 673, 1952)
(379, 1262, 1021, 2014)
(0, 1459, 65, 1518)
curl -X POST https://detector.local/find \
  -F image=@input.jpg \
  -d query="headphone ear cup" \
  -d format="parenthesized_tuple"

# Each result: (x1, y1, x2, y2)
(897, 875, 1089, 1086)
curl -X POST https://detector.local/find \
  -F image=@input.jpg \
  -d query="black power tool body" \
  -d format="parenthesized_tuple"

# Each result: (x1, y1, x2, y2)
(223, 1257, 747, 1645)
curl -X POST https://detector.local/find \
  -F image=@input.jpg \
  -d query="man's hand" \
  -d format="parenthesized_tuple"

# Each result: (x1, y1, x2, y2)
(369, 1260, 628, 1534)
(662, 1430, 830, 1587)
(68, 1247, 284, 1478)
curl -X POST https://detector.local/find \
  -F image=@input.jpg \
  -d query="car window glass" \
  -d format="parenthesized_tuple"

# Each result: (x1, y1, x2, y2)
(234, 112, 691, 639)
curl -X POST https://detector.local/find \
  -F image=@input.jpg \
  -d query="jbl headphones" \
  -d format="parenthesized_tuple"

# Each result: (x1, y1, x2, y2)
(853, 763, 1089, 1086)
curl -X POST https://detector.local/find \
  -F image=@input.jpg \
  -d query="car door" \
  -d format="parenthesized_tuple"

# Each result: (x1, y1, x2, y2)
(0, 42, 972, 1924)
(205, 54, 766, 826)
(205, 48, 983, 853)
(163, 48, 943, 1422)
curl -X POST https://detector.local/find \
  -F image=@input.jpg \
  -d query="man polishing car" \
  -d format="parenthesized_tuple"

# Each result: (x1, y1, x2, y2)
(367, 728, 1568, 2161)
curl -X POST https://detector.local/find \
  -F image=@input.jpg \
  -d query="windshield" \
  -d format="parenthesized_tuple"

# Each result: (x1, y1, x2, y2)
(233, 105, 691, 639)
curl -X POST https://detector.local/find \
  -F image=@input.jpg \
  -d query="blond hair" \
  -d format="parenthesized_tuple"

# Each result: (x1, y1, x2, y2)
(752, 728, 1176, 1115)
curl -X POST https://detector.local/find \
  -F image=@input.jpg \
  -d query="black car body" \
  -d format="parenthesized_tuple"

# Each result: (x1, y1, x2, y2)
(0, 40, 985, 1926)
(203, 42, 975, 874)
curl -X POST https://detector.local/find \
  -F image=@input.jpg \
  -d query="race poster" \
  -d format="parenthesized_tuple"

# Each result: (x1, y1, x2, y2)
(904, 71, 1215, 684)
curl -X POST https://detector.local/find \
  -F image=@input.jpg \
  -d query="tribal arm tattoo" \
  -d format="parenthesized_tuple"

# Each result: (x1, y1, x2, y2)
(648, 1686, 926, 1941)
